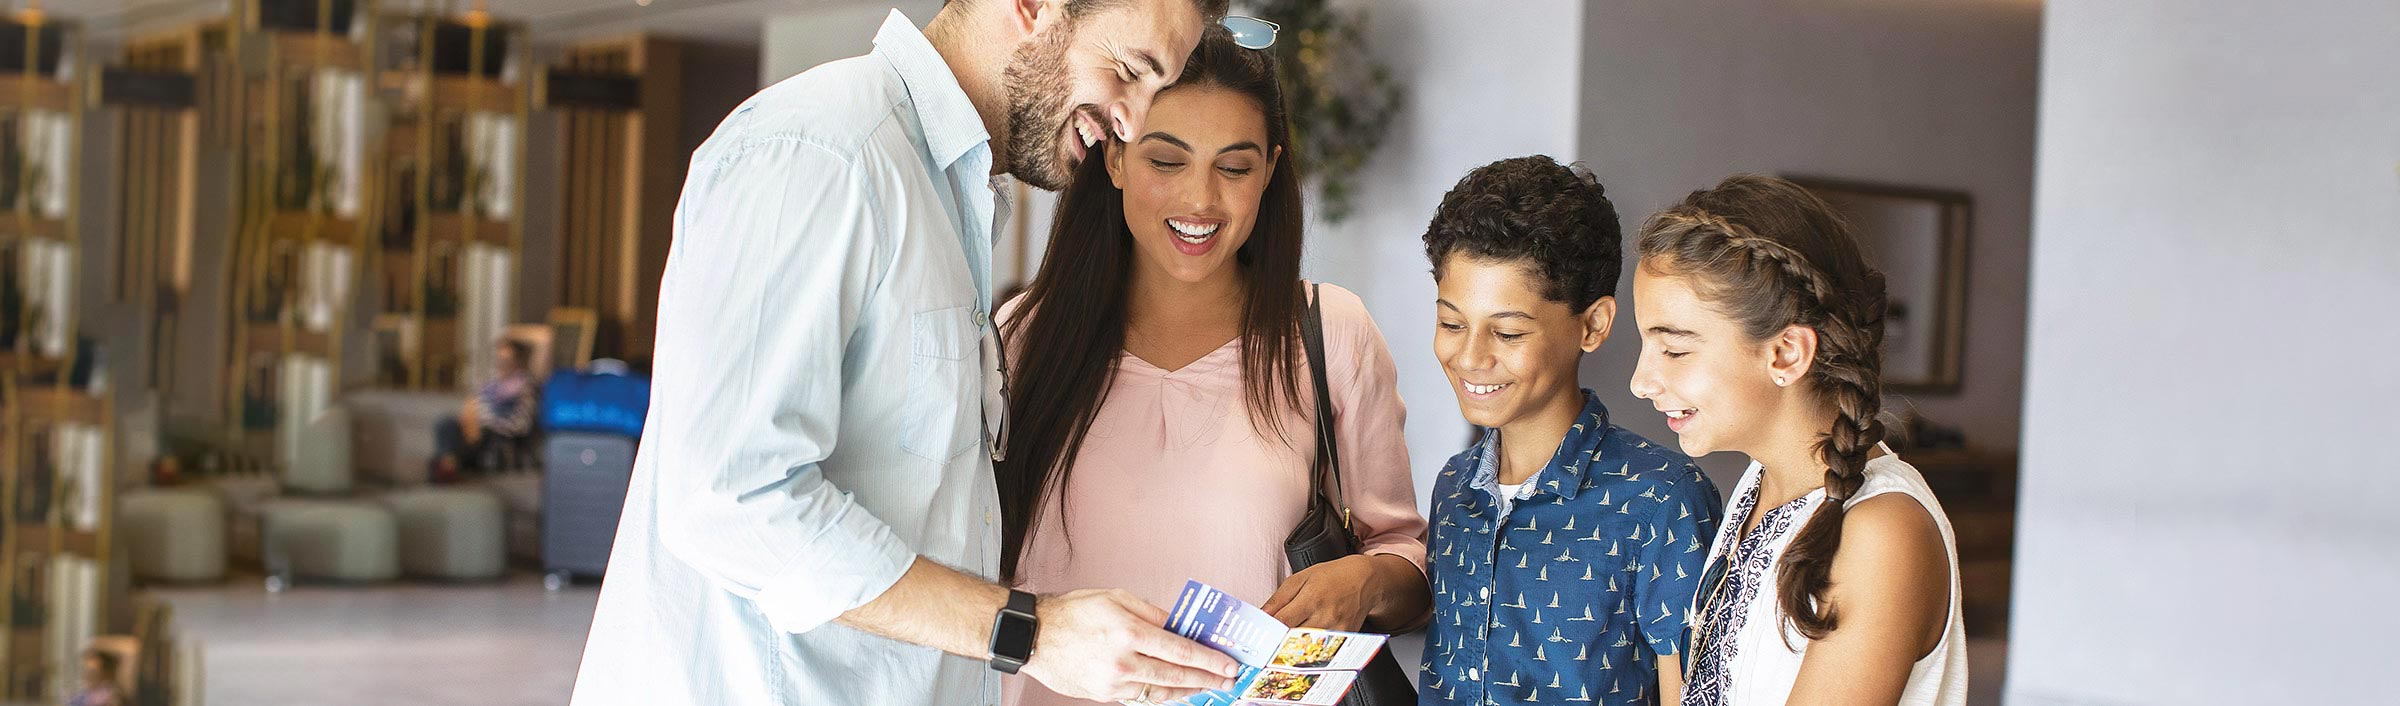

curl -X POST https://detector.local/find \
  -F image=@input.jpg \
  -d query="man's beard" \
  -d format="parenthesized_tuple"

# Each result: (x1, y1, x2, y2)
(1000, 19, 1082, 191)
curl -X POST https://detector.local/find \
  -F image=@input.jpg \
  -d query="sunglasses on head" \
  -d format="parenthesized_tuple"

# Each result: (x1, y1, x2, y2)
(1222, 15, 1279, 50)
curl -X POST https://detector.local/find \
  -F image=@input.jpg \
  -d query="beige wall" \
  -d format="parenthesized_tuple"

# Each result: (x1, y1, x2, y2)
(760, 1, 944, 87)
(2010, 0, 2400, 702)
(1573, 0, 2042, 484)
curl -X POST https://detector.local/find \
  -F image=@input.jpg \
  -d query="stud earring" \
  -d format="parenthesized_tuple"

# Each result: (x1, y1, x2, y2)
(1775, 376, 1787, 386)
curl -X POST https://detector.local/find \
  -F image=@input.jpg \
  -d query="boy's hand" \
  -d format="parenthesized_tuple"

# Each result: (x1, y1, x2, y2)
(1261, 555, 1386, 631)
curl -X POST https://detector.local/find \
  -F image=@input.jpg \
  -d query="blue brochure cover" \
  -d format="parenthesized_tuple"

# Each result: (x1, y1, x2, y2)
(1149, 580, 1388, 706)
(1167, 579, 1288, 666)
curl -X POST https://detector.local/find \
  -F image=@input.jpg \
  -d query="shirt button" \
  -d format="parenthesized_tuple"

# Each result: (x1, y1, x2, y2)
(974, 310, 990, 327)
(1479, 587, 1490, 601)
(1467, 667, 1479, 682)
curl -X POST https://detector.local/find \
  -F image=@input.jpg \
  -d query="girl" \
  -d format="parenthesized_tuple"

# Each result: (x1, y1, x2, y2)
(996, 27, 1430, 706)
(1628, 175, 1967, 706)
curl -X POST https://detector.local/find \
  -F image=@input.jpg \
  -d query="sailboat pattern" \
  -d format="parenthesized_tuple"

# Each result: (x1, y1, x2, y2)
(1422, 393, 1722, 706)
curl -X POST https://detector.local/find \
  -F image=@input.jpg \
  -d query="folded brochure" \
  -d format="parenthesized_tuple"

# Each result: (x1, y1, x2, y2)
(1138, 579, 1390, 706)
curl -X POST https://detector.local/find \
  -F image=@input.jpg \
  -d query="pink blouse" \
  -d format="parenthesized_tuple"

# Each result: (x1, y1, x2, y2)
(1001, 283, 1428, 706)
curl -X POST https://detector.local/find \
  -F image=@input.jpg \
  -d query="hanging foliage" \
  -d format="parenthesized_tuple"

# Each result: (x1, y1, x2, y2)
(1252, 0, 1403, 223)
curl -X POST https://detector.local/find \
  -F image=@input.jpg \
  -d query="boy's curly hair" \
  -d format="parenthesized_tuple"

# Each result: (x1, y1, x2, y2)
(1422, 156, 1623, 311)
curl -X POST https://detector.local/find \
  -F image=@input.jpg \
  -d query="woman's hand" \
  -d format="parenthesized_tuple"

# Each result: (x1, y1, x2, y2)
(1260, 554, 1424, 632)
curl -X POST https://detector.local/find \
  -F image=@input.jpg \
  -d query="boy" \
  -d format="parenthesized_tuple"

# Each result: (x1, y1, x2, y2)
(1417, 156, 1722, 706)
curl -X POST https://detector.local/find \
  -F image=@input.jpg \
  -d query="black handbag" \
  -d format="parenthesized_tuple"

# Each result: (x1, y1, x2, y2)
(1284, 283, 1419, 706)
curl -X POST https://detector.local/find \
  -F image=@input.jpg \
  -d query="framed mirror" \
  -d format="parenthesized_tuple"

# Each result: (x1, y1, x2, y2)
(1786, 176, 1971, 393)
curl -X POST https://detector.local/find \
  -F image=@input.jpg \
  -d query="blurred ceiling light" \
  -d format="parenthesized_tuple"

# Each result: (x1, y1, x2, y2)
(15, 0, 42, 26)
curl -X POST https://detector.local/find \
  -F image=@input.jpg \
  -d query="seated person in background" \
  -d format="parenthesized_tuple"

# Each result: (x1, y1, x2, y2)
(433, 337, 538, 482)
(66, 648, 121, 706)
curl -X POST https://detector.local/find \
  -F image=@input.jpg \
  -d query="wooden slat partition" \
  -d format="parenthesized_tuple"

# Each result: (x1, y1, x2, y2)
(554, 36, 681, 365)
(368, 14, 529, 389)
(112, 33, 205, 391)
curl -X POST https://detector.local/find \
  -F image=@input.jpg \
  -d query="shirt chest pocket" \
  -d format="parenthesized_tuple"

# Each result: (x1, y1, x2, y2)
(901, 305, 980, 462)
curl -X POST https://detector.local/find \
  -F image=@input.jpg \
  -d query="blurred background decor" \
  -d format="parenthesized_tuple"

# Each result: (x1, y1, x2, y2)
(1247, 0, 1401, 223)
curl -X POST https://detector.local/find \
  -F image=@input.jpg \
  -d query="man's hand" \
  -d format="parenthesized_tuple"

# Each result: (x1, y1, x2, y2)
(1019, 589, 1241, 704)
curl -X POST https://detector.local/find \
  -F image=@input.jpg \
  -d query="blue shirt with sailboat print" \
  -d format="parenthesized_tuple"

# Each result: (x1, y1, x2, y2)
(1420, 391, 1721, 706)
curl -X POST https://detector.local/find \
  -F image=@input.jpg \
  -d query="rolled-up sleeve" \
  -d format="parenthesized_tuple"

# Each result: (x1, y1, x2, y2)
(647, 138, 916, 636)
(1325, 288, 1429, 575)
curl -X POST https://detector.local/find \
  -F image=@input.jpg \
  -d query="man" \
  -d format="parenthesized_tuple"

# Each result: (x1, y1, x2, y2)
(568, 1, 1240, 705)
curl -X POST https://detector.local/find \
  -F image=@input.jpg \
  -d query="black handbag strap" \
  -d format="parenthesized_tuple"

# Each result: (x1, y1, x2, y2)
(1299, 283, 1347, 526)
(1298, 284, 1420, 706)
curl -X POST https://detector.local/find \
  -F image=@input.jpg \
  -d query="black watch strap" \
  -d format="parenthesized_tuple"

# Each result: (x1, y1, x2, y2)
(988, 590, 1039, 674)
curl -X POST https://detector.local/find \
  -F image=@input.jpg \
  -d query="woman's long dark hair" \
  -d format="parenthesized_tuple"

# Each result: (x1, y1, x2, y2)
(997, 28, 1307, 582)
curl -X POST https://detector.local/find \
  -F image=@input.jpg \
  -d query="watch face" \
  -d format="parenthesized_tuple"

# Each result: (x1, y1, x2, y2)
(994, 612, 1037, 658)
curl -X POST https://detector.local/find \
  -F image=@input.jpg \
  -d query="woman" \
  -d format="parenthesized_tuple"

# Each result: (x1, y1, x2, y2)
(997, 27, 1429, 706)
(1626, 175, 1967, 706)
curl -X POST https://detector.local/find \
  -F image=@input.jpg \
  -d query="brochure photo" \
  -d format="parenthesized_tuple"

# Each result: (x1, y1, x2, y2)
(1239, 668, 1358, 705)
(1146, 580, 1390, 706)
(1269, 629, 1385, 671)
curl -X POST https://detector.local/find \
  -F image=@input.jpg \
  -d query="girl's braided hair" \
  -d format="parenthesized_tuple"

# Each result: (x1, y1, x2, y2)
(1637, 174, 1887, 640)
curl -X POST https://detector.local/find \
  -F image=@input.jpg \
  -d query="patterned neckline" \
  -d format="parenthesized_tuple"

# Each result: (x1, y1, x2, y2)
(1684, 479, 1817, 706)
(1732, 481, 1818, 554)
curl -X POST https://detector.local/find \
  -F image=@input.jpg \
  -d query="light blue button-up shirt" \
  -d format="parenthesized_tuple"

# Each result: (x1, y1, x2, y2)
(571, 11, 1012, 706)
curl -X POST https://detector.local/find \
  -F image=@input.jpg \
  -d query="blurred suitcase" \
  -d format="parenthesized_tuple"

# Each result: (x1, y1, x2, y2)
(541, 431, 636, 586)
(542, 370, 650, 438)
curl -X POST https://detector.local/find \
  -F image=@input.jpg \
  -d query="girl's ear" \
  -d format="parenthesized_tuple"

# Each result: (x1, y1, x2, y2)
(1579, 296, 1616, 353)
(1766, 324, 1819, 387)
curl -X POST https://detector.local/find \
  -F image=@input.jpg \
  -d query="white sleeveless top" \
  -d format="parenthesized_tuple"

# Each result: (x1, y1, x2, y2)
(1680, 447, 1968, 706)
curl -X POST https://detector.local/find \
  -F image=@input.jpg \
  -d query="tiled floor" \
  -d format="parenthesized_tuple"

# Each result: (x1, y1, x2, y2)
(152, 575, 2009, 706)
(152, 573, 599, 706)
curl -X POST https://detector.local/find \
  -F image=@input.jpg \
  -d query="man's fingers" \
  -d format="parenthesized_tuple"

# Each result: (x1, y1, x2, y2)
(1135, 683, 1210, 705)
(1121, 653, 1238, 694)
(1110, 590, 1171, 626)
(1129, 623, 1241, 678)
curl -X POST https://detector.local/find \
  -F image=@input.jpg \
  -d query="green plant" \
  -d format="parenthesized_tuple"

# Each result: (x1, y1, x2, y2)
(1253, 0, 1404, 223)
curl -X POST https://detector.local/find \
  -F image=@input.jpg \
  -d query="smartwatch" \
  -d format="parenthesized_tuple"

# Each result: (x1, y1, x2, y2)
(988, 590, 1039, 674)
